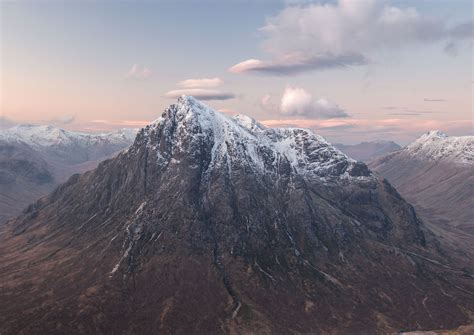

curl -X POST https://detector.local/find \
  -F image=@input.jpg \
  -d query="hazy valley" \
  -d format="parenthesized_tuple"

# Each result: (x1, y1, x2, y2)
(0, 125, 136, 224)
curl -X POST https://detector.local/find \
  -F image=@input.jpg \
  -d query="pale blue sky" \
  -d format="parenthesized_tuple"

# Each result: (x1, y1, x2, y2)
(1, 0, 472, 144)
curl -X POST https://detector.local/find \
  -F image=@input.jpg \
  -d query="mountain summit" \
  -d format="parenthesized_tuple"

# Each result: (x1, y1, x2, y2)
(1, 97, 473, 334)
(404, 130, 473, 164)
(141, 96, 370, 179)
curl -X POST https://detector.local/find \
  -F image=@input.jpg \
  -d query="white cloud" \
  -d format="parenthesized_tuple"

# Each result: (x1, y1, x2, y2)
(262, 87, 348, 119)
(127, 64, 152, 80)
(178, 77, 223, 88)
(165, 89, 235, 101)
(230, 0, 473, 75)
(280, 87, 348, 118)
(280, 87, 313, 115)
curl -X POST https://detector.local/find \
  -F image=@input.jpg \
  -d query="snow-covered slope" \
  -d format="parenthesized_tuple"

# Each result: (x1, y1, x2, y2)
(404, 130, 474, 165)
(142, 96, 370, 179)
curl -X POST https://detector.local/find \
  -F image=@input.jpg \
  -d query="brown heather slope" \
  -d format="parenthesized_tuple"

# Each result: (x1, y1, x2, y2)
(369, 153, 474, 234)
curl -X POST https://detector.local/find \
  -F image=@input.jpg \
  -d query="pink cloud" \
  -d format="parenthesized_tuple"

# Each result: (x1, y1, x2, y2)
(165, 89, 235, 101)
(229, 53, 366, 75)
(178, 77, 223, 88)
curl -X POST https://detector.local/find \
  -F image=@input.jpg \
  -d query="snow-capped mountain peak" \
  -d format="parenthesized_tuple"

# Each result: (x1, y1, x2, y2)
(0, 124, 137, 148)
(418, 130, 448, 141)
(404, 130, 473, 164)
(140, 96, 370, 179)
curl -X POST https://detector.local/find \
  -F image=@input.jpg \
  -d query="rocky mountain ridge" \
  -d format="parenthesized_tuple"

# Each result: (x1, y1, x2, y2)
(403, 130, 473, 165)
(0, 97, 472, 334)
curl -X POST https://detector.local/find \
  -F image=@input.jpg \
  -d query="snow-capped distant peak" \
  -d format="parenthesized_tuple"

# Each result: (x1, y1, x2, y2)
(417, 130, 448, 141)
(404, 130, 473, 164)
(0, 124, 138, 148)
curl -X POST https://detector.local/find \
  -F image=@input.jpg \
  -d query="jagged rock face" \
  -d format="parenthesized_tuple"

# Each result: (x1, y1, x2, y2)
(0, 97, 473, 334)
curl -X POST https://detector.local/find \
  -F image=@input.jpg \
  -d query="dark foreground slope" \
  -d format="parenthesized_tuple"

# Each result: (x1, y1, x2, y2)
(1, 98, 473, 334)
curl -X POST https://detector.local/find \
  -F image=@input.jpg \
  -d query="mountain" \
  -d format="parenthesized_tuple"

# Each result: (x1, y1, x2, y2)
(0, 124, 137, 165)
(0, 140, 55, 223)
(1, 97, 473, 334)
(334, 140, 401, 162)
(369, 130, 474, 234)
(0, 125, 136, 223)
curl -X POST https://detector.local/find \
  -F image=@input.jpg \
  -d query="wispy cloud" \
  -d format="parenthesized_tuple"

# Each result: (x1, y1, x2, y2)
(382, 106, 445, 116)
(230, 0, 473, 76)
(165, 89, 235, 101)
(178, 77, 223, 88)
(229, 53, 367, 75)
(381, 106, 402, 110)
(387, 113, 422, 116)
(127, 64, 152, 80)
(48, 115, 75, 125)
(424, 98, 446, 102)
(405, 110, 444, 114)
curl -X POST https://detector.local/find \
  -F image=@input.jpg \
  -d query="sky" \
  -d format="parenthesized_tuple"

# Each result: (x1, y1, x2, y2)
(1, 0, 473, 144)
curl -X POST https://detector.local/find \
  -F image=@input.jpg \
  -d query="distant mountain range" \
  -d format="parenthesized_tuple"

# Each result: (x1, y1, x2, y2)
(334, 140, 401, 162)
(0, 125, 137, 223)
(1, 97, 472, 334)
(370, 130, 474, 235)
